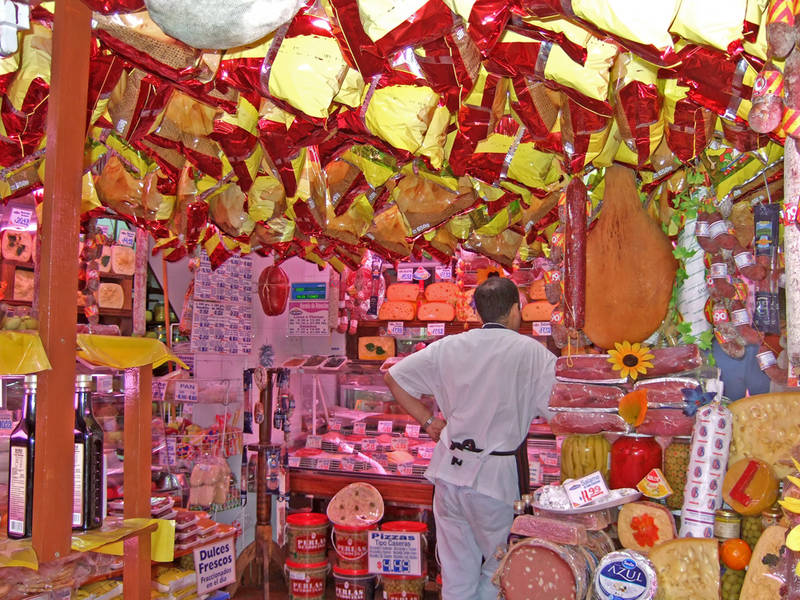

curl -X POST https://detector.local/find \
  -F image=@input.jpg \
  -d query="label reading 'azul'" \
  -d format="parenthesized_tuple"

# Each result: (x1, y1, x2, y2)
(595, 558, 653, 600)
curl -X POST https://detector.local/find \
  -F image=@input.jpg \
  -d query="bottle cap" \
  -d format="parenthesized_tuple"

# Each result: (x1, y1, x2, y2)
(75, 374, 92, 389)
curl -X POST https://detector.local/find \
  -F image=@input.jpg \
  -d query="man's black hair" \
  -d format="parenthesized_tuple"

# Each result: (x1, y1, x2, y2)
(474, 275, 519, 323)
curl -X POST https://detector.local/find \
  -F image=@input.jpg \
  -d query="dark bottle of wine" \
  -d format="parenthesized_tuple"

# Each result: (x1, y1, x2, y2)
(73, 374, 105, 530)
(7, 375, 37, 539)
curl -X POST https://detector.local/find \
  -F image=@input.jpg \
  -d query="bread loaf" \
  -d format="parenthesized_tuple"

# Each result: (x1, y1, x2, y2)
(386, 283, 419, 303)
(111, 245, 136, 276)
(13, 270, 34, 302)
(378, 301, 416, 321)
(522, 300, 555, 322)
(417, 302, 455, 321)
(98, 283, 125, 309)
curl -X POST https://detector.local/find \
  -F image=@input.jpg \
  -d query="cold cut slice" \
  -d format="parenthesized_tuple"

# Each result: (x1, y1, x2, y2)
(636, 409, 695, 436)
(549, 412, 629, 435)
(634, 377, 700, 404)
(549, 382, 626, 409)
(584, 166, 677, 349)
(509, 515, 588, 546)
(494, 539, 587, 600)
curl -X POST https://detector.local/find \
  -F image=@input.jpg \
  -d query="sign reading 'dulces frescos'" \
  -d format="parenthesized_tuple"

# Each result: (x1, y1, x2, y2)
(193, 538, 236, 594)
(368, 531, 422, 576)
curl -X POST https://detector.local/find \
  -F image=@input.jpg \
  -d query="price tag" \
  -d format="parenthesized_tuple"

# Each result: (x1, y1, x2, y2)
(391, 437, 409, 451)
(374, 453, 389, 467)
(95, 375, 114, 394)
(353, 422, 367, 435)
(165, 438, 177, 467)
(117, 229, 136, 247)
(341, 457, 355, 472)
(306, 435, 322, 449)
(529, 459, 543, 486)
(377, 420, 394, 434)
(387, 321, 405, 335)
(564, 471, 611, 509)
(435, 265, 452, 280)
(9, 207, 32, 229)
(531, 322, 552, 337)
(418, 445, 434, 459)
(175, 381, 198, 403)
(361, 438, 377, 452)
(427, 323, 445, 336)
(405, 424, 420, 438)
(316, 458, 330, 471)
(330, 418, 342, 432)
(397, 267, 413, 282)
(540, 451, 560, 467)
(288, 456, 301, 468)
(397, 463, 413, 476)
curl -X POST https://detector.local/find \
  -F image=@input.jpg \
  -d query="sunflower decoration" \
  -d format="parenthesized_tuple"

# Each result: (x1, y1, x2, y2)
(607, 341, 654, 381)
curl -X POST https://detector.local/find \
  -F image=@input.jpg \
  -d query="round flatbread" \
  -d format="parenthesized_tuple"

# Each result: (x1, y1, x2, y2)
(327, 482, 384, 527)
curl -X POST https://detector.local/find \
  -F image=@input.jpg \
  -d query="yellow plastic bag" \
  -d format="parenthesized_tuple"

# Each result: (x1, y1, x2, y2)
(76, 335, 187, 370)
(0, 332, 51, 375)
(72, 518, 175, 563)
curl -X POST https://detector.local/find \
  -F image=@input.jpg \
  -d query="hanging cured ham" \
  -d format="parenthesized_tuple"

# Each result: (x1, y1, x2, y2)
(258, 265, 290, 316)
(583, 166, 677, 349)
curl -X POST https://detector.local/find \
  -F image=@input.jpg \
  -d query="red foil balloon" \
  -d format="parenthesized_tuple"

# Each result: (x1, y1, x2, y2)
(80, 0, 144, 14)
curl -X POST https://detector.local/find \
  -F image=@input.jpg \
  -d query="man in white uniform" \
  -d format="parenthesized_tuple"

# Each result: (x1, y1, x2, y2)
(385, 275, 557, 600)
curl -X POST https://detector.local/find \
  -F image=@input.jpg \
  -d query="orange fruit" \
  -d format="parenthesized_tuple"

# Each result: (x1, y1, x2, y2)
(721, 538, 752, 570)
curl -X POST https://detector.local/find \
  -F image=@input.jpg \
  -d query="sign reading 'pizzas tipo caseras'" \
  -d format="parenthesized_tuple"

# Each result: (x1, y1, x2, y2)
(193, 538, 237, 593)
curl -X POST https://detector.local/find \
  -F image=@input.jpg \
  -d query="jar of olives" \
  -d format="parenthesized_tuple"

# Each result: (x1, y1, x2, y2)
(663, 437, 691, 510)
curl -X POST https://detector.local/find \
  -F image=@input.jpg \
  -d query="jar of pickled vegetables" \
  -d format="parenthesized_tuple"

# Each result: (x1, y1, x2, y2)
(610, 435, 662, 490)
(663, 437, 691, 510)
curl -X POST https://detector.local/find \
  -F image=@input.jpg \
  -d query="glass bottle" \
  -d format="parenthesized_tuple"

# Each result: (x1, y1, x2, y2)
(7, 375, 37, 539)
(73, 374, 105, 530)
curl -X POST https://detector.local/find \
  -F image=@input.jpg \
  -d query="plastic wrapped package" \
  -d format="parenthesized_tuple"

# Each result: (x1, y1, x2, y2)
(265, 4, 357, 119)
(559, 99, 613, 173)
(106, 68, 173, 143)
(549, 382, 626, 409)
(509, 514, 588, 546)
(679, 402, 732, 538)
(463, 228, 523, 270)
(363, 204, 412, 259)
(663, 79, 716, 163)
(206, 184, 255, 239)
(324, 194, 373, 247)
(494, 539, 590, 599)
(636, 409, 695, 436)
(549, 411, 630, 435)
(393, 170, 477, 238)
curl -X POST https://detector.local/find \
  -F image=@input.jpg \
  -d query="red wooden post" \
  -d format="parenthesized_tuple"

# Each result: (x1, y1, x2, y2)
(124, 366, 154, 599)
(33, 0, 92, 561)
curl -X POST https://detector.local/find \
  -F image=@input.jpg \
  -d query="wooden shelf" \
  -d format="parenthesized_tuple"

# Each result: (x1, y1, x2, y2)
(99, 271, 134, 281)
(289, 470, 434, 507)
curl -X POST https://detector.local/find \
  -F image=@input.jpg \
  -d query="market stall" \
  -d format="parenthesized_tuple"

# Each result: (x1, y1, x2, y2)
(5, 0, 800, 598)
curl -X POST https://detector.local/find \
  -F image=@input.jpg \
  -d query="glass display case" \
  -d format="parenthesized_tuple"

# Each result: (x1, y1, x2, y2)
(282, 359, 437, 482)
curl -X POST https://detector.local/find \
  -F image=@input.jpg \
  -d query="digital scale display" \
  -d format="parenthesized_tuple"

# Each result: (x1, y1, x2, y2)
(290, 282, 327, 301)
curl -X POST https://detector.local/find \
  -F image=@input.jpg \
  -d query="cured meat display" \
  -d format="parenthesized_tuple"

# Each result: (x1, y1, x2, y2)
(584, 166, 677, 349)
(555, 346, 702, 382)
(257, 264, 290, 316)
(563, 177, 587, 331)
(549, 383, 626, 409)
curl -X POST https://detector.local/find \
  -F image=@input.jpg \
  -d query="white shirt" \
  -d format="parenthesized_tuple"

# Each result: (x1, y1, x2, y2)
(389, 326, 556, 504)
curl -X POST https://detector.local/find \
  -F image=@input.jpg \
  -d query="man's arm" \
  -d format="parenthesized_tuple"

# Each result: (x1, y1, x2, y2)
(384, 373, 446, 441)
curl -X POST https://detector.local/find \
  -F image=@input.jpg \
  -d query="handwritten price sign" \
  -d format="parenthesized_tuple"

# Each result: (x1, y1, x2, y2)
(564, 471, 610, 509)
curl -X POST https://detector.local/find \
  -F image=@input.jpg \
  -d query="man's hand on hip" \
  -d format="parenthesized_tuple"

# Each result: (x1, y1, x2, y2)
(425, 417, 446, 442)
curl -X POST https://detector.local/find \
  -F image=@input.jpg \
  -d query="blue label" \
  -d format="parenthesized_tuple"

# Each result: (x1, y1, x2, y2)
(595, 559, 650, 600)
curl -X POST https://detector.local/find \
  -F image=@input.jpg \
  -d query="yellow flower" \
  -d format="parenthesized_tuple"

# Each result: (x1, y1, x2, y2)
(607, 341, 654, 381)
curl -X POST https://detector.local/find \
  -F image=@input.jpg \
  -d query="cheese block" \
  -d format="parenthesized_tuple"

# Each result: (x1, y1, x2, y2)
(1, 230, 33, 262)
(721, 458, 779, 516)
(522, 300, 555, 322)
(740, 525, 786, 600)
(617, 501, 676, 554)
(358, 336, 396, 360)
(529, 278, 547, 300)
(13, 269, 34, 302)
(417, 302, 455, 322)
(98, 245, 112, 273)
(386, 283, 419, 303)
(649, 538, 719, 600)
(111, 245, 136, 275)
(378, 301, 416, 321)
(98, 282, 125, 309)
(424, 281, 458, 303)
(729, 392, 800, 479)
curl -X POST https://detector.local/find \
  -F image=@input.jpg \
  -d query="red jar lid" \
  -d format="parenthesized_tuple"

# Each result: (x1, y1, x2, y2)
(285, 559, 329, 570)
(332, 566, 372, 577)
(287, 512, 328, 526)
(382, 573, 427, 580)
(381, 520, 427, 533)
(333, 523, 376, 532)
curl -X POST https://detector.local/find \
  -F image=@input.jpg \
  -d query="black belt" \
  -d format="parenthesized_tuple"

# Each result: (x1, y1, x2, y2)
(448, 438, 530, 496)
